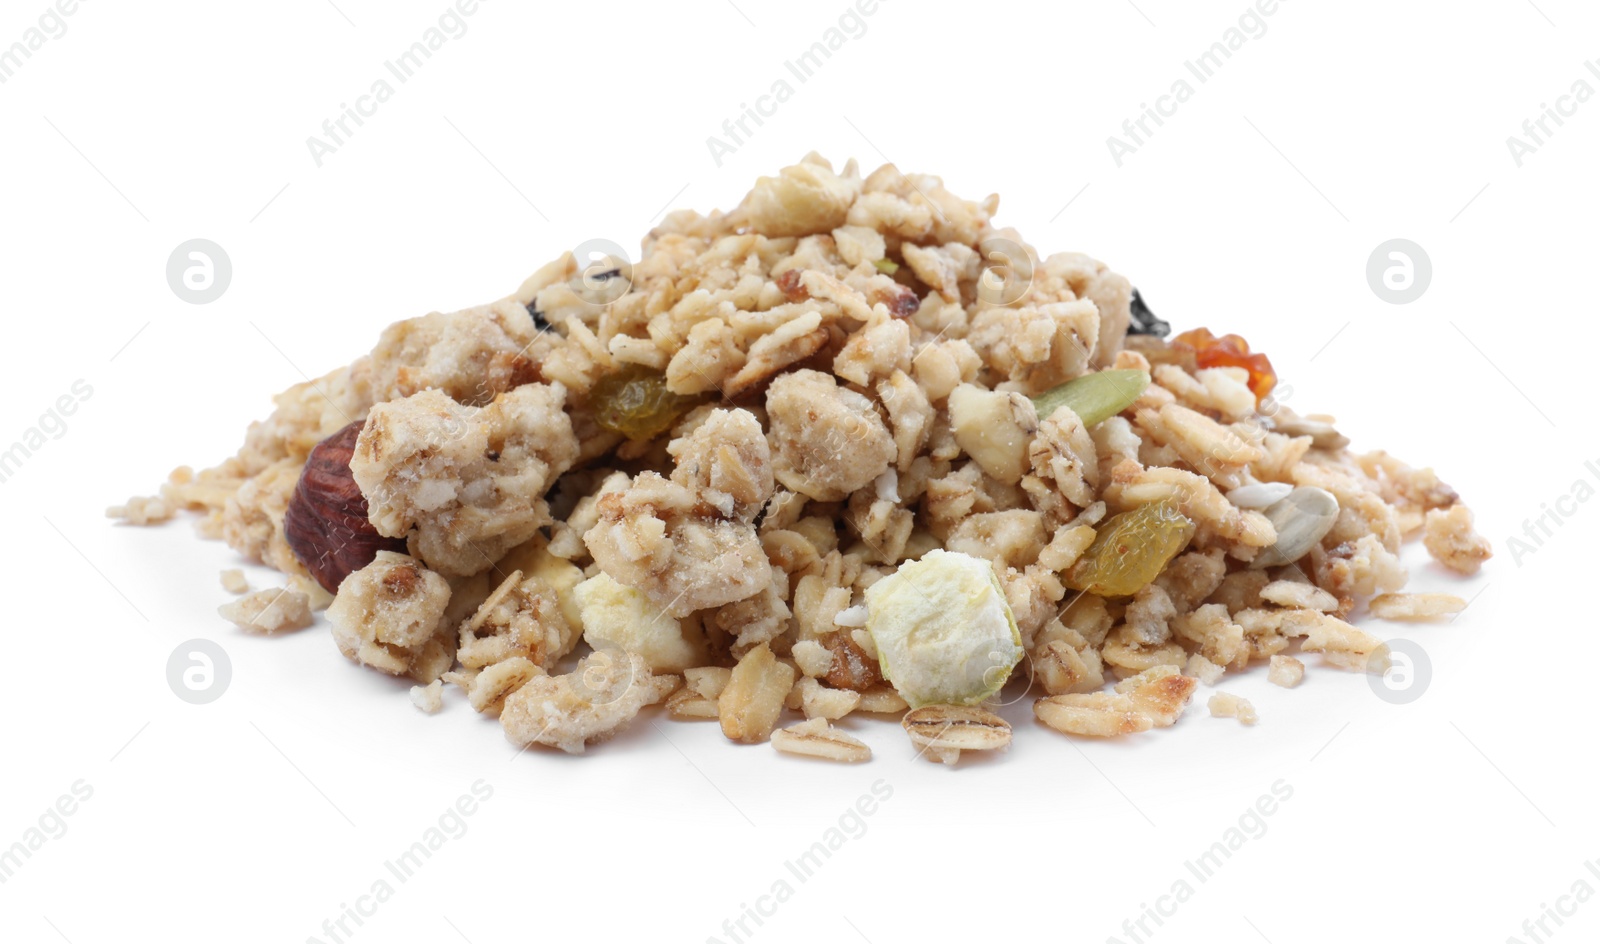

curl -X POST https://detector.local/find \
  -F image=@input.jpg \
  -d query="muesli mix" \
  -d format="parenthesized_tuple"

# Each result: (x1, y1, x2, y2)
(111, 155, 1491, 763)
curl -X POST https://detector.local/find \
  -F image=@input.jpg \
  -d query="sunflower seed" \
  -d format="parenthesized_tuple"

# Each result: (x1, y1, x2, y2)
(1225, 482, 1294, 510)
(1251, 486, 1340, 569)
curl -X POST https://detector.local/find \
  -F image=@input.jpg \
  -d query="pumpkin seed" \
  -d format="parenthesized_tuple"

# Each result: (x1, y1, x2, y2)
(1031, 369, 1150, 425)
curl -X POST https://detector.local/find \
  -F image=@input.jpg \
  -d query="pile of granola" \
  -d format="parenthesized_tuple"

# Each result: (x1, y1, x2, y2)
(113, 154, 1491, 763)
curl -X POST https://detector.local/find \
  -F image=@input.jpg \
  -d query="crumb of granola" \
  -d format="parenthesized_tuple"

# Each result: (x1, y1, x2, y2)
(220, 569, 249, 595)
(1208, 692, 1258, 725)
(1423, 506, 1493, 576)
(1268, 655, 1304, 688)
(107, 495, 174, 526)
(500, 650, 675, 754)
(410, 680, 444, 715)
(1369, 592, 1468, 620)
(771, 718, 872, 763)
(326, 551, 454, 680)
(218, 587, 313, 634)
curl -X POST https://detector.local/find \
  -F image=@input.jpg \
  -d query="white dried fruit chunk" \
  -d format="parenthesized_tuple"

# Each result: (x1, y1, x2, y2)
(1208, 692, 1258, 725)
(1369, 592, 1467, 620)
(218, 588, 313, 634)
(718, 642, 796, 744)
(220, 569, 249, 595)
(1035, 693, 1153, 738)
(352, 385, 579, 577)
(500, 650, 675, 754)
(327, 551, 453, 678)
(1268, 655, 1304, 688)
(948, 384, 1037, 486)
(574, 572, 707, 673)
(902, 704, 1011, 765)
(771, 718, 871, 763)
(865, 549, 1023, 709)
(410, 680, 444, 714)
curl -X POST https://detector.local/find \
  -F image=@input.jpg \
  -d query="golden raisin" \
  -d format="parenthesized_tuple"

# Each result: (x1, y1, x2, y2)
(1171, 327, 1277, 402)
(590, 364, 701, 441)
(1065, 501, 1195, 598)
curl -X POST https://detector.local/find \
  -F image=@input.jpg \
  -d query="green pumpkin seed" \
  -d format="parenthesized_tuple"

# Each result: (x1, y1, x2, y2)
(1031, 369, 1150, 426)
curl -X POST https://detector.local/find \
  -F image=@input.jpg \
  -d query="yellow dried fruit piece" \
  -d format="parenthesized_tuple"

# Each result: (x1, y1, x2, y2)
(1065, 501, 1195, 598)
(864, 549, 1024, 709)
(590, 364, 701, 440)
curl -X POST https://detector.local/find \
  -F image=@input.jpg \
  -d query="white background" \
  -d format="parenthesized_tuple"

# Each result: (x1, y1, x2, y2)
(2, 1, 1596, 942)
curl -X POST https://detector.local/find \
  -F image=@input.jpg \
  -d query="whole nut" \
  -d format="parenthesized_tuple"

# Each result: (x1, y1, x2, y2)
(283, 420, 407, 593)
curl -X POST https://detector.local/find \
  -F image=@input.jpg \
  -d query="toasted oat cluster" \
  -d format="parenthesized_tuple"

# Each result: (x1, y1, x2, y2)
(127, 154, 1488, 762)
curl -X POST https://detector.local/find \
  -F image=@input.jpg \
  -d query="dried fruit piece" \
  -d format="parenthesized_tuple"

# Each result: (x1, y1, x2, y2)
(864, 550, 1024, 709)
(1065, 501, 1195, 598)
(1030, 369, 1151, 425)
(1125, 288, 1170, 338)
(1171, 327, 1277, 402)
(590, 364, 701, 441)
(283, 420, 407, 593)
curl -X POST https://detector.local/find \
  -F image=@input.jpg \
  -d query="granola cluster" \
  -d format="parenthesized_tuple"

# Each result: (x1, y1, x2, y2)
(123, 154, 1489, 762)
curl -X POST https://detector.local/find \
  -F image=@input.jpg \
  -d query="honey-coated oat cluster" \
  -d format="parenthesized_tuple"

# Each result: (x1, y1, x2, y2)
(114, 155, 1490, 764)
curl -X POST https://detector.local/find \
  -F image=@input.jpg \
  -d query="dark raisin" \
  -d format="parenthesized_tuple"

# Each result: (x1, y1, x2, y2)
(525, 302, 550, 331)
(1126, 289, 1171, 338)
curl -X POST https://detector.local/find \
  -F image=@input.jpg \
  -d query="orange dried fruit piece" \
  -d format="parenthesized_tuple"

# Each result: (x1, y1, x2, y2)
(1065, 501, 1195, 598)
(1171, 327, 1277, 402)
(590, 364, 701, 441)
